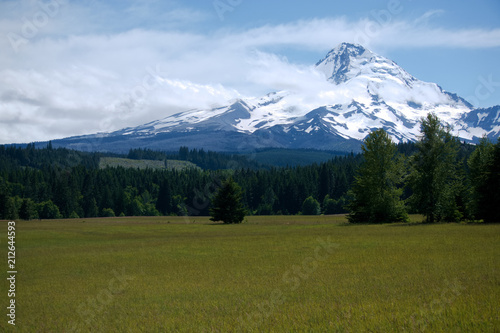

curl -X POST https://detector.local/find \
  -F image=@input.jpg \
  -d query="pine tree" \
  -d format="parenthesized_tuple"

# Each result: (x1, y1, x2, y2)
(0, 178, 8, 219)
(471, 138, 500, 223)
(408, 113, 462, 223)
(484, 138, 500, 222)
(156, 181, 172, 215)
(210, 178, 246, 224)
(467, 137, 494, 220)
(347, 129, 407, 223)
(5, 197, 18, 220)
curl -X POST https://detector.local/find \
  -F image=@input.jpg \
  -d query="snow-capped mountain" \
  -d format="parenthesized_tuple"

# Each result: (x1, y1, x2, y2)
(53, 42, 500, 153)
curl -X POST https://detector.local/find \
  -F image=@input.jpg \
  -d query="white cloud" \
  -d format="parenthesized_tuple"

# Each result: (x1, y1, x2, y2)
(0, 2, 499, 143)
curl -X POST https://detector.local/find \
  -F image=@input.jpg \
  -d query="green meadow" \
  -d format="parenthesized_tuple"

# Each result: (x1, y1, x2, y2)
(99, 157, 200, 171)
(1, 216, 499, 332)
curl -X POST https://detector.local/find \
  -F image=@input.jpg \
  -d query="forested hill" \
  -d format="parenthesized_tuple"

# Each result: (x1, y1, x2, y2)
(0, 143, 101, 170)
(0, 144, 362, 220)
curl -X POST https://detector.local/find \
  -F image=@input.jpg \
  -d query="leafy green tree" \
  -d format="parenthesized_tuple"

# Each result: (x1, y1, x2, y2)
(210, 178, 246, 224)
(172, 195, 188, 216)
(322, 194, 346, 215)
(69, 211, 80, 219)
(347, 129, 407, 223)
(130, 198, 145, 216)
(143, 203, 161, 216)
(408, 113, 462, 223)
(101, 208, 116, 217)
(37, 200, 62, 219)
(302, 196, 321, 215)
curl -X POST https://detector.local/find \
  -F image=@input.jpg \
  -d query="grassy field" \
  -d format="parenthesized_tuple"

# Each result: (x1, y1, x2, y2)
(1, 216, 499, 332)
(99, 157, 200, 171)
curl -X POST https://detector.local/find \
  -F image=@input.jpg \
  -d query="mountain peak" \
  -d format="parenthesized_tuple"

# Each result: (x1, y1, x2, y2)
(47, 43, 498, 153)
(329, 42, 367, 57)
(316, 43, 367, 65)
(315, 43, 371, 84)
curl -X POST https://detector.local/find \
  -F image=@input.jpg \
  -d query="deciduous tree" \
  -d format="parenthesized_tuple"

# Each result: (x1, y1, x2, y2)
(408, 113, 462, 223)
(302, 196, 321, 215)
(347, 129, 407, 223)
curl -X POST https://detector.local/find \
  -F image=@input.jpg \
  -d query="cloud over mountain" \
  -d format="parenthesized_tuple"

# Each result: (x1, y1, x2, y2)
(0, 1, 499, 144)
(49, 43, 500, 153)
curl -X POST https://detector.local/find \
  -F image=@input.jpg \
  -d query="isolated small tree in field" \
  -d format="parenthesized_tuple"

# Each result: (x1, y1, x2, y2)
(408, 113, 462, 223)
(347, 128, 407, 223)
(210, 178, 246, 224)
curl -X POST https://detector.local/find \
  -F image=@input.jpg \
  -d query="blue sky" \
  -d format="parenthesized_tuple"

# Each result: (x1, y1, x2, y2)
(0, 0, 499, 143)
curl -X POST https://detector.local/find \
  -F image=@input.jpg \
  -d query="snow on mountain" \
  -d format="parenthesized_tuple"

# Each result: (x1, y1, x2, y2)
(52, 43, 500, 153)
(314, 43, 472, 131)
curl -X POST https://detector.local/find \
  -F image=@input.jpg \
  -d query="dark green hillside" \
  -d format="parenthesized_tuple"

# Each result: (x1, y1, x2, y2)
(242, 148, 351, 167)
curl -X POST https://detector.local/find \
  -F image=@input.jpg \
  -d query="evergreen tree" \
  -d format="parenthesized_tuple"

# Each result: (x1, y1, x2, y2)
(470, 138, 500, 223)
(347, 129, 407, 223)
(5, 197, 19, 220)
(0, 178, 8, 219)
(210, 178, 246, 224)
(84, 197, 99, 218)
(408, 113, 462, 223)
(256, 188, 277, 215)
(156, 181, 172, 215)
(484, 138, 500, 222)
(467, 137, 494, 220)
(19, 198, 36, 220)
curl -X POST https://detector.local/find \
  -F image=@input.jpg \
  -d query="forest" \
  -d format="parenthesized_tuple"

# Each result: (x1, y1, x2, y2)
(0, 143, 360, 220)
(0, 115, 498, 223)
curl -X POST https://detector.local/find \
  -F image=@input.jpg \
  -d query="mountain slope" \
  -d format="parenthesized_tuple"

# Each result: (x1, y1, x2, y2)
(50, 43, 499, 153)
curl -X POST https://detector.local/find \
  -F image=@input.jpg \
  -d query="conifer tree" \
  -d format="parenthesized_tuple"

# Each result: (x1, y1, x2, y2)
(469, 137, 500, 222)
(467, 137, 494, 220)
(210, 178, 246, 224)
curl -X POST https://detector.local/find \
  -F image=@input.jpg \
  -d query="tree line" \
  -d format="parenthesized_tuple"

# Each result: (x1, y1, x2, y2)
(0, 113, 498, 223)
(127, 146, 264, 170)
(347, 113, 499, 223)
(0, 145, 360, 220)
